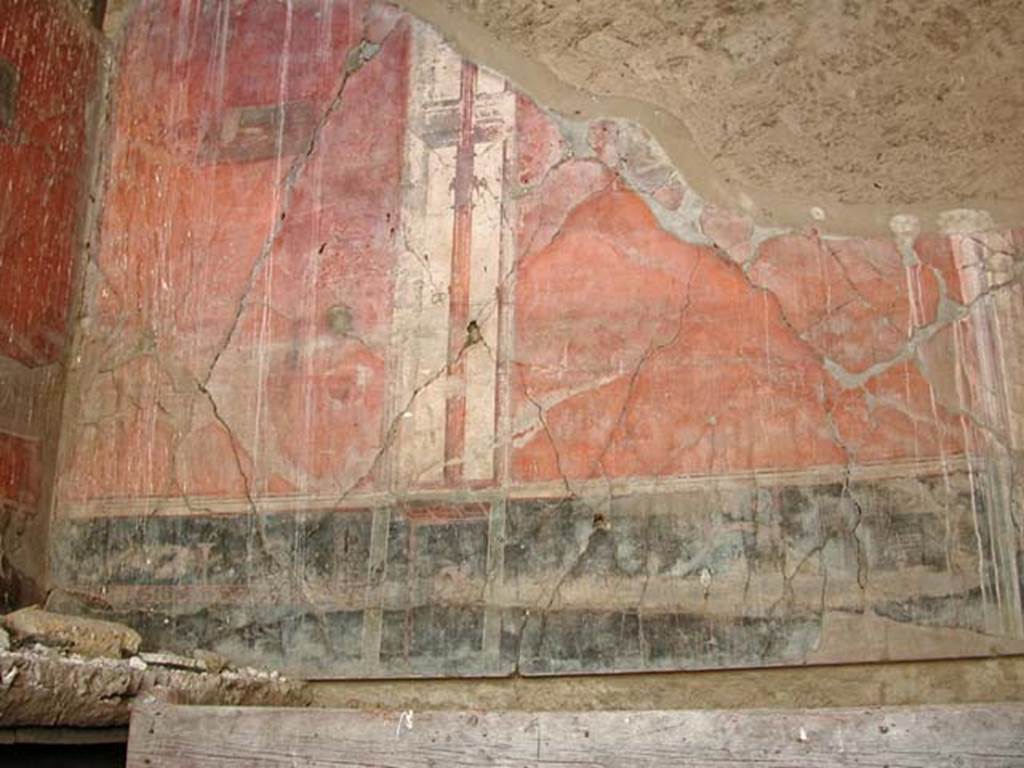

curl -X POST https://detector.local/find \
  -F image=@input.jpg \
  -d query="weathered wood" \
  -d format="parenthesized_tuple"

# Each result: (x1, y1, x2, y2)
(127, 702, 1024, 767)
(0, 650, 309, 728)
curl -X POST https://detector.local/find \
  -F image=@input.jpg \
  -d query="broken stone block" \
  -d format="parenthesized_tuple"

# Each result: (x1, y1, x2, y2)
(3, 607, 141, 659)
(139, 651, 205, 672)
(192, 649, 230, 674)
(0, 626, 9, 652)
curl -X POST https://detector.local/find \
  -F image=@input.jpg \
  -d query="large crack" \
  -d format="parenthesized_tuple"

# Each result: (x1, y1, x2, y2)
(519, 377, 575, 500)
(326, 333, 480, 508)
(64, 34, 1024, 671)
(822, 274, 1023, 392)
(169, 27, 398, 626)
(593, 250, 704, 481)
(820, 382, 870, 593)
(740, 232, 1024, 400)
(511, 507, 602, 676)
(199, 35, 389, 390)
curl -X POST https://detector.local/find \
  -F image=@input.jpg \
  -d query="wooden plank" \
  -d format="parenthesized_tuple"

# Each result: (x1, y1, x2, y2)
(127, 702, 1024, 767)
(0, 726, 128, 745)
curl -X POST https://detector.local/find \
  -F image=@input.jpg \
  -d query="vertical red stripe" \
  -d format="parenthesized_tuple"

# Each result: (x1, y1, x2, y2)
(444, 61, 477, 485)
(493, 117, 512, 487)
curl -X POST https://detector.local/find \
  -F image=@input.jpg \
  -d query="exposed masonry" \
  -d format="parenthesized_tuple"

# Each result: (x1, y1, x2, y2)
(392, 0, 1024, 236)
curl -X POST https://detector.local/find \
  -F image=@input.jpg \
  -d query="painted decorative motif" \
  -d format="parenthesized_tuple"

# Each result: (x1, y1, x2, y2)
(0, 0, 98, 365)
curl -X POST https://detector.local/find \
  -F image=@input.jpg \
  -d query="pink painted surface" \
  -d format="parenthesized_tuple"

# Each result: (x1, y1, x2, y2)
(57, 0, 997, 506)
(62, 0, 409, 501)
(510, 174, 964, 483)
(0, 0, 98, 366)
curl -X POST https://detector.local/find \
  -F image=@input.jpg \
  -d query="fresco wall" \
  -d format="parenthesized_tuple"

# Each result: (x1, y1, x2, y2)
(50, 0, 1024, 677)
(0, 0, 101, 609)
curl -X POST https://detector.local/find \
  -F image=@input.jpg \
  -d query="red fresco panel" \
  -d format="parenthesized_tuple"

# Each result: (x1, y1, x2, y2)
(0, 432, 38, 507)
(46, 0, 1024, 679)
(60, 0, 409, 502)
(510, 108, 967, 484)
(57, 0, 983, 503)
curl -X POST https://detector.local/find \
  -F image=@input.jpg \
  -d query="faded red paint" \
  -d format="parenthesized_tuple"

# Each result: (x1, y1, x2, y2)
(0, 433, 39, 507)
(749, 234, 942, 375)
(401, 502, 489, 523)
(700, 205, 755, 264)
(62, 0, 411, 501)
(510, 109, 967, 483)
(515, 95, 565, 188)
(0, 1, 99, 365)
(914, 232, 966, 304)
(513, 181, 849, 482)
(54, 0, 999, 509)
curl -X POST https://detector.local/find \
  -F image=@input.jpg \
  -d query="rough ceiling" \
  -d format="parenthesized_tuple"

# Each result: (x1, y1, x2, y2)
(400, 0, 1024, 234)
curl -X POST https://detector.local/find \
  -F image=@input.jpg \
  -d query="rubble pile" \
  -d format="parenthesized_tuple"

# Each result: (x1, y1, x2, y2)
(0, 608, 309, 728)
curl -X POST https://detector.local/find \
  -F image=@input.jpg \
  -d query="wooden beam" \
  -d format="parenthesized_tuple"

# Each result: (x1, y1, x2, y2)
(0, 726, 127, 745)
(127, 702, 1024, 767)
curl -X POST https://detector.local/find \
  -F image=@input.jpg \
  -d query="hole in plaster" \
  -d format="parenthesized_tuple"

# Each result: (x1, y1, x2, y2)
(0, 59, 19, 134)
(326, 304, 354, 336)
(466, 320, 482, 346)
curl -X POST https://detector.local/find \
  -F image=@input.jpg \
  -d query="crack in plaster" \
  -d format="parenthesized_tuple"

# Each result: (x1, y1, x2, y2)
(200, 34, 390, 390)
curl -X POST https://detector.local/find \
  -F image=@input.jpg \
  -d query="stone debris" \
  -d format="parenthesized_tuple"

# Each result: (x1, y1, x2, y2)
(3, 606, 141, 659)
(192, 649, 229, 674)
(139, 651, 206, 672)
(0, 644, 310, 728)
(0, 608, 308, 727)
